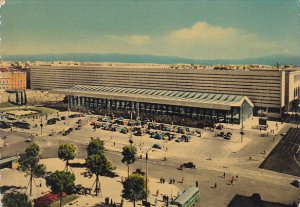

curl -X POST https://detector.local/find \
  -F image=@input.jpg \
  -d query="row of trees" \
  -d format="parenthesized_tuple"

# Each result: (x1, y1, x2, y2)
(2, 139, 146, 207)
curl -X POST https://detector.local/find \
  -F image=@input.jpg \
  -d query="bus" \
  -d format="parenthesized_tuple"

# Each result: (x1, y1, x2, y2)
(169, 187, 200, 207)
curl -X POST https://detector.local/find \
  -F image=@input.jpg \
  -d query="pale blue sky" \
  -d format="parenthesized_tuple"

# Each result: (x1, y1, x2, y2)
(1, 0, 299, 59)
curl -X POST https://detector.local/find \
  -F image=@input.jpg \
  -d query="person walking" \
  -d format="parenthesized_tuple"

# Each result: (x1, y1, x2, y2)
(223, 172, 226, 178)
(181, 177, 184, 183)
(156, 189, 159, 197)
(214, 182, 217, 188)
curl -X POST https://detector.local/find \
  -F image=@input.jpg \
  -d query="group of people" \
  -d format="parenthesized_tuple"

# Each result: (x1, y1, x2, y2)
(159, 177, 166, 183)
(214, 173, 239, 189)
(169, 178, 176, 184)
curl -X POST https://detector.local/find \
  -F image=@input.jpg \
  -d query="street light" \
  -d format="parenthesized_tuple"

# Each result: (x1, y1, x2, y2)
(145, 148, 151, 203)
(240, 106, 244, 143)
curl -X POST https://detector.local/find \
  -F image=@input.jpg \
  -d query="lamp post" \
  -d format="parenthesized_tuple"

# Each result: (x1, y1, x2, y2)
(240, 106, 244, 143)
(67, 94, 70, 117)
(145, 148, 151, 203)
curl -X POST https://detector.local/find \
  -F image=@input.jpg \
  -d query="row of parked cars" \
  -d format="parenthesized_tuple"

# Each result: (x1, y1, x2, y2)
(216, 131, 232, 140)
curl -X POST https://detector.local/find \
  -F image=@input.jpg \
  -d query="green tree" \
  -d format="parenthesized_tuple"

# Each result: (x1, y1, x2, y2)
(19, 143, 46, 196)
(85, 152, 114, 196)
(122, 174, 147, 207)
(25, 143, 40, 158)
(87, 138, 105, 156)
(121, 145, 137, 178)
(2, 192, 32, 207)
(58, 143, 77, 171)
(45, 171, 76, 207)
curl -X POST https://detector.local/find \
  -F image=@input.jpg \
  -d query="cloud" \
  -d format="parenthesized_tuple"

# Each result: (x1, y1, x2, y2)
(158, 21, 279, 59)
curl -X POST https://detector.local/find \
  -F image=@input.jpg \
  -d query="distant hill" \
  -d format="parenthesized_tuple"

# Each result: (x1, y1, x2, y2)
(2, 53, 300, 66)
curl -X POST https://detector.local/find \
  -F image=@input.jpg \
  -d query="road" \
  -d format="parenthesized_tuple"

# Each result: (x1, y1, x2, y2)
(0, 115, 299, 207)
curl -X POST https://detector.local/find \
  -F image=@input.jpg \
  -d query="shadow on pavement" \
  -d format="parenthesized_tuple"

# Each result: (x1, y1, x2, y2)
(227, 194, 296, 207)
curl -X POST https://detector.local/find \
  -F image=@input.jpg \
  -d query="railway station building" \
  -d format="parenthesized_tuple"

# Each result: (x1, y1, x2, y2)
(53, 85, 254, 124)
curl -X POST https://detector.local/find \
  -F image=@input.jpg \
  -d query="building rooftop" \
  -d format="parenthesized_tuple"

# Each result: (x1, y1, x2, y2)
(52, 85, 254, 110)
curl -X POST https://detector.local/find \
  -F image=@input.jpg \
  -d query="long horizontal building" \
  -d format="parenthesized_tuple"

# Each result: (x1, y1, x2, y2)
(53, 85, 254, 124)
(30, 65, 300, 115)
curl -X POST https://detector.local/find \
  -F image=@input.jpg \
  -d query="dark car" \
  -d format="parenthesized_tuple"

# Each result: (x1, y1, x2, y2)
(182, 162, 196, 169)
(217, 132, 225, 137)
(133, 168, 146, 176)
(47, 119, 56, 125)
(75, 125, 82, 130)
(63, 130, 71, 136)
(61, 116, 66, 120)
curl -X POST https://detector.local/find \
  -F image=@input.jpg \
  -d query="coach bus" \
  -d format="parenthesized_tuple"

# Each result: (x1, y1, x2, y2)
(169, 186, 200, 207)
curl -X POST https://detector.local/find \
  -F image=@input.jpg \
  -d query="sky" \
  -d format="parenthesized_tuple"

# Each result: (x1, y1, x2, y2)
(0, 0, 299, 60)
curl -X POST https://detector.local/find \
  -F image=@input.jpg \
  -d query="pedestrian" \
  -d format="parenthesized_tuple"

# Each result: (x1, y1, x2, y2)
(39, 181, 42, 187)
(173, 178, 175, 184)
(113, 142, 115, 146)
(110, 199, 113, 206)
(195, 180, 199, 187)
(121, 176, 124, 183)
(214, 182, 217, 188)
(166, 195, 169, 204)
(166, 147, 168, 152)
(156, 189, 159, 197)
(223, 172, 226, 178)
(181, 177, 184, 183)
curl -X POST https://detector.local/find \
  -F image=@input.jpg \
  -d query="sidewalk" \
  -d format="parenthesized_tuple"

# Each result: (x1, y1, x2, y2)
(222, 117, 285, 135)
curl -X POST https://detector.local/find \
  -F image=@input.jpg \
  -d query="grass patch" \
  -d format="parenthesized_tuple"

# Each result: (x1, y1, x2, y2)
(50, 195, 79, 207)
(0, 106, 58, 115)
(30, 106, 58, 115)
(0, 102, 16, 108)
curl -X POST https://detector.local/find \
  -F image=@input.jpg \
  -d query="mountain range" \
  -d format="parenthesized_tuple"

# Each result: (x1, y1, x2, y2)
(2, 53, 300, 66)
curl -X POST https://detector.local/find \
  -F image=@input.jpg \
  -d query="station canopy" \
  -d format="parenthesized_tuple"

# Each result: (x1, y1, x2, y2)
(52, 85, 254, 110)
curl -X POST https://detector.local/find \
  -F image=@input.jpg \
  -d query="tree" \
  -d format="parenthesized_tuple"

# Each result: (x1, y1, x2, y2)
(87, 138, 105, 156)
(25, 143, 40, 158)
(122, 174, 147, 207)
(19, 143, 46, 196)
(2, 192, 32, 207)
(121, 145, 137, 178)
(58, 143, 77, 171)
(85, 152, 114, 196)
(45, 171, 75, 207)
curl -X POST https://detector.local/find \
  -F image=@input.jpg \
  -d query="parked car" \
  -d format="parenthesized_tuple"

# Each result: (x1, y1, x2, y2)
(152, 143, 162, 149)
(63, 130, 71, 136)
(217, 132, 225, 137)
(291, 179, 300, 188)
(216, 124, 224, 130)
(181, 162, 196, 169)
(61, 116, 66, 120)
(47, 119, 56, 125)
(133, 168, 145, 176)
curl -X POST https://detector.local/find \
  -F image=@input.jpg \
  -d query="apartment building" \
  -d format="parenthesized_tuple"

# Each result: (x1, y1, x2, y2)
(0, 68, 27, 90)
